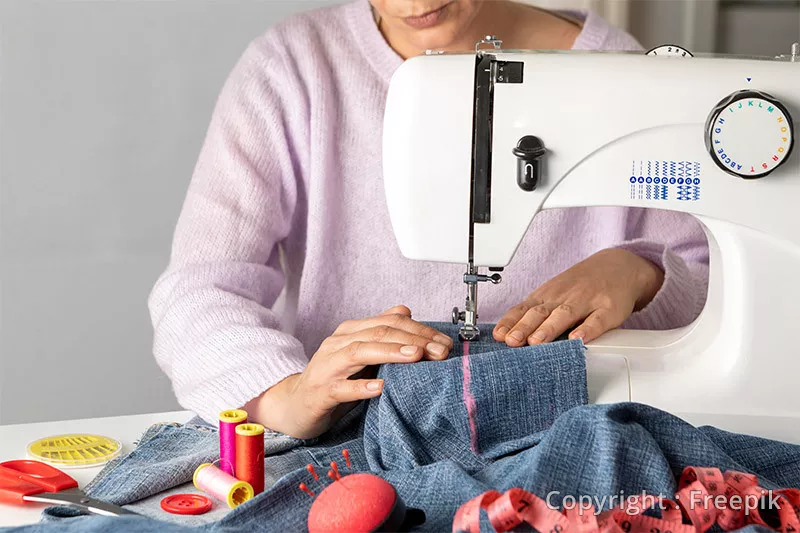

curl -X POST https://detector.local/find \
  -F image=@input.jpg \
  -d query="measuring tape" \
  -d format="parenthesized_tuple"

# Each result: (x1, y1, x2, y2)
(452, 466, 800, 533)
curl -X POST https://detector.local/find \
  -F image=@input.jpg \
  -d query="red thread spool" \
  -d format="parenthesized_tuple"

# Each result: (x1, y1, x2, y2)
(234, 423, 265, 495)
(307, 473, 424, 533)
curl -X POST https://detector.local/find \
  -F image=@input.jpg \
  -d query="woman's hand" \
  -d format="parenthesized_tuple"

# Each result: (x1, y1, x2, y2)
(245, 305, 452, 439)
(493, 248, 664, 347)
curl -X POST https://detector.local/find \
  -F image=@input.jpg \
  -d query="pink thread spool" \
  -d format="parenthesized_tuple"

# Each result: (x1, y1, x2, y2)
(193, 462, 254, 509)
(218, 409, 247, 475)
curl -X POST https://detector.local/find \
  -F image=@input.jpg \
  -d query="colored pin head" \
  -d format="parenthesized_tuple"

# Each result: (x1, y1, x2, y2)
(342, 449, 352, 468)
(328, 461, 341, 481)
(299, 483, 315, 497)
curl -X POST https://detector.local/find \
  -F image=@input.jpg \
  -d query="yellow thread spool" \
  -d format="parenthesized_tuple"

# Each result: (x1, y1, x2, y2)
(219, 410, 247, 423)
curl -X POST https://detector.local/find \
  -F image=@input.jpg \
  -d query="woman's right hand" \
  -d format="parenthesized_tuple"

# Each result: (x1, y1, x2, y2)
(244, 305, 453, 439)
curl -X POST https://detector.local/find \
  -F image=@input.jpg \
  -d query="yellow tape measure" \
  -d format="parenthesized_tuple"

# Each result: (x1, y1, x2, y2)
(27, 434, 122, 468)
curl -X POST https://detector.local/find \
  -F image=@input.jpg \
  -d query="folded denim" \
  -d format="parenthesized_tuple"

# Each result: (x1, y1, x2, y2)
(6, 323, 798, 533)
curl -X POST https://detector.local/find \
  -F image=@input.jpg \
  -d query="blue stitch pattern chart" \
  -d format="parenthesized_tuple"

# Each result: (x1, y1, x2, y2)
(628, 160, 701, 202)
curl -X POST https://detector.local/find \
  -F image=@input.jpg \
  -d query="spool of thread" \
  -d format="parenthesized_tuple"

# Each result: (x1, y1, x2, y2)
(235, 423, 265, 495)
(218, 409, 248, 475)
(193, 463, 254, 509)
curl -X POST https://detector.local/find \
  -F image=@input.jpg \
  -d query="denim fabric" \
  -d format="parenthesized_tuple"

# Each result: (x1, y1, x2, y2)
(363, 326, 587, 473)
(5, 323, 800, 533)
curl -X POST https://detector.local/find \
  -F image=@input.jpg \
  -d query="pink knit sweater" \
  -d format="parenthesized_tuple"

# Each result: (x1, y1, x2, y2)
(148, 0, 709, 423)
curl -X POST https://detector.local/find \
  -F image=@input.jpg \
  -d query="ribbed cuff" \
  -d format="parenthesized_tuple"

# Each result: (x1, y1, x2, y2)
(177, 345, 308, 426)
(615, 240, 702, 330)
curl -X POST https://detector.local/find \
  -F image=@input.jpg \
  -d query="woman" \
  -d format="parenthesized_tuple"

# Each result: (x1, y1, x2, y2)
(149, 0, 708, 439)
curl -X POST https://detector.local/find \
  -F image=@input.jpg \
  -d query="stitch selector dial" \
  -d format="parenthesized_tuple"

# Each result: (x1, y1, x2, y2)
(646, 44, 693, 57)
(705, 90, 794, 179)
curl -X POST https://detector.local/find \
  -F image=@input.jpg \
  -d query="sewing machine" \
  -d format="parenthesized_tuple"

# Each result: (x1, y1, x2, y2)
(382, 39, 799, 428)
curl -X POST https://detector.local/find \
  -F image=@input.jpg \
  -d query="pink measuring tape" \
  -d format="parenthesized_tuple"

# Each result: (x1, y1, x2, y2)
(452, 466, 800, 533)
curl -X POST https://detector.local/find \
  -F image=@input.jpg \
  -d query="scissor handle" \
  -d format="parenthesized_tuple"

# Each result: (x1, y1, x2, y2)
(0, 460, 78, 504)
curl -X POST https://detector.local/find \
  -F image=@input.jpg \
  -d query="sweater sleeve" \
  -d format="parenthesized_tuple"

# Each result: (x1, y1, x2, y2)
(148, 36, 309, 423)
(615, 209, 709, 330)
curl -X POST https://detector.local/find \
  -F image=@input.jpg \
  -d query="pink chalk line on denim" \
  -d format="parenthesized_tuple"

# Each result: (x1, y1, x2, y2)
(462, 342, 480, 455)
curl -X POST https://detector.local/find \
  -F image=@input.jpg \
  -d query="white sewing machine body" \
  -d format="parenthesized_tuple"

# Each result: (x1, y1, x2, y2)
(382, 45, 799, 430)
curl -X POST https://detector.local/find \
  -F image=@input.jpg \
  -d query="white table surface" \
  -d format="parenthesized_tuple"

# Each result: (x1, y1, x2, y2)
(0, 410, 192, 527)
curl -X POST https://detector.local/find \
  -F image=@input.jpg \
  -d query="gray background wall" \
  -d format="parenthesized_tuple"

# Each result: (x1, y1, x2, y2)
(630, 0, 799, 56)
(1, 0, 798, 424)
(0, 1, 333, 424)
(715, 0, 799, 56)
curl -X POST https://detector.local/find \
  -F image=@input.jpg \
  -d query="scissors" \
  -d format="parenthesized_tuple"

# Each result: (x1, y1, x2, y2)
(0, 459, 138, 517)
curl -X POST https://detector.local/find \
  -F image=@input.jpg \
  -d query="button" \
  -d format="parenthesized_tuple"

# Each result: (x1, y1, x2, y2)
(160, 494, 213, 515)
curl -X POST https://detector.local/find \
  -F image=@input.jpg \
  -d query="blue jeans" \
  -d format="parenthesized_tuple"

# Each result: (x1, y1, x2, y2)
(5, 324, 799, 532)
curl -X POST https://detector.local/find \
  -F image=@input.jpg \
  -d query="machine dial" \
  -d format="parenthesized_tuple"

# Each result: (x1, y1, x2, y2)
(646, 44, 693, 57)
(705, 90, 794, 179)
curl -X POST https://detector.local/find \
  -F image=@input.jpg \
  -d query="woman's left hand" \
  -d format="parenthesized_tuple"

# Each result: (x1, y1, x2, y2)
(493, 248, 664, 346)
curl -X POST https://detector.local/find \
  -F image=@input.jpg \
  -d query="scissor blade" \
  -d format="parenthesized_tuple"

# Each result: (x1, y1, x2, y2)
(24, 488, 139, 517)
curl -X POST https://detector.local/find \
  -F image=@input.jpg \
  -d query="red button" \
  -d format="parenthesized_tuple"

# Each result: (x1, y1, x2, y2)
(160, 494, 213, 515)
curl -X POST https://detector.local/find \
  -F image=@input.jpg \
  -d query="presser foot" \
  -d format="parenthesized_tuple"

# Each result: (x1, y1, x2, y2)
(452, 307, 481, 341)
(459, 324, 481, 342)
(452, 263, 502, 341)
(452, 267, 502, 342)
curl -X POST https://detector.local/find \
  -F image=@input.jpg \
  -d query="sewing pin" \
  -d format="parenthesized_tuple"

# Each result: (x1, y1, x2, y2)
(328, 461, 341, 481)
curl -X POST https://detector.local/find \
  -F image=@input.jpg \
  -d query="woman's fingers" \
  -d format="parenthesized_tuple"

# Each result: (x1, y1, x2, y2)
(322, 378, 385, 410)
(503, 303, 619, 347)
(569, 308, 618, 343)
(326, 326, 451, 360)
(524, 303, 586, 345)
(493, 303, 529, 342)
(378, 305, 412, 317)
(334, 341, 424, 369)
(502, 302, 557, 347)
(328, 306, 453, 359)
(334, 313, 453, 350)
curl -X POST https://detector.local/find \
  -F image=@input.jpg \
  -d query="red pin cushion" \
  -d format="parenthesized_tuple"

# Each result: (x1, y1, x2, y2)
(307, 473, 424, 533)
